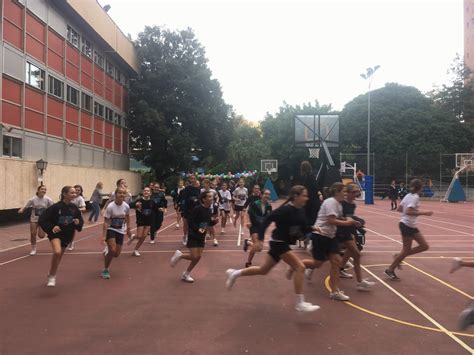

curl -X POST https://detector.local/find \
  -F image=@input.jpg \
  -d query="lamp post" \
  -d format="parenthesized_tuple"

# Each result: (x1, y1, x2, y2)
(35, 158, 48, 186)
(360, 65, 380, 177)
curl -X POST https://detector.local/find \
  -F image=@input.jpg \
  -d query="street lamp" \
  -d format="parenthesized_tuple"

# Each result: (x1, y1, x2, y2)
(35, 158, 48, 186)
(360, 65, 380, 176)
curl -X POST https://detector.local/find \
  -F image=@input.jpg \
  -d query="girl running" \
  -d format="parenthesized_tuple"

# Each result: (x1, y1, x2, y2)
(388, 180, 398, 210)
(180, 175, 201, 245)
(384, 179, 432, 281)
(225, 186, 320, 313)
(336, 184, 375, 290)
(38, 186, 84, 286)
(170, 191, 219, 283)
(101, 187, 131, 279)
(233, 179, 248, 235)
(150, 182, 167, 244)
(128, 187, 154, 256)
(201, 179, 219, 246)
(88, 182, 106, 223)
(300, 182, 362, 301)
(218, 183, 232, 234)
(18, 186, 54, 256)
(243, 189, 272, 267)
(67, 185, 87, 251)
(172, 180, 185, 229)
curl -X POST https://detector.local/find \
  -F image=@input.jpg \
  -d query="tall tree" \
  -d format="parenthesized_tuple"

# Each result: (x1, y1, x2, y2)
(128, 26, 233, 178)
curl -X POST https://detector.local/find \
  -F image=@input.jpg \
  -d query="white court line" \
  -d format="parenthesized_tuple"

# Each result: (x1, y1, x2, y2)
(237, 224, 242, 246)
(358, 207, 474, 236)
(361, 265, 474, 354)
(0, 255, 30, 266)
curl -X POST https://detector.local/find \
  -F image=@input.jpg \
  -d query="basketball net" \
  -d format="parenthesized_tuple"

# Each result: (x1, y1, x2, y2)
(308, 148, 320, 159)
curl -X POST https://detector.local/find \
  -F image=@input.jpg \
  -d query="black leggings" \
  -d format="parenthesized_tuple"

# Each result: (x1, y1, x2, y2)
(150, 212, 164, 240)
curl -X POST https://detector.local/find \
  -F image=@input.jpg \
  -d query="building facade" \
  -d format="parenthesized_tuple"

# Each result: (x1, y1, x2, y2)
(0, 0, 141, 209)
(465, 0, 474, 75)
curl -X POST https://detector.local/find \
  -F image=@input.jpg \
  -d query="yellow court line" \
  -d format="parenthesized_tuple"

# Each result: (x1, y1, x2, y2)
(323, 277, 474, 339)
(402, 261, 474, 300)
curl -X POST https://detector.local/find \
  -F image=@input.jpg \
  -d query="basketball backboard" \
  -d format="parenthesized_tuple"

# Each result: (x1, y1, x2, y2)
(294, 114, 339, 148)
(261, 159, 278, 174)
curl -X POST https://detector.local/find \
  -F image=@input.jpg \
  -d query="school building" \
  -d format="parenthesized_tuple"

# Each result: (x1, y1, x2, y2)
(465, 0, 474, 78)
(0, 0, 141, 210)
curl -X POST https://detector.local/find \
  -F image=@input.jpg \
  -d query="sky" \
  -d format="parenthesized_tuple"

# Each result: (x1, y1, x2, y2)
(99, 0, 463, 121)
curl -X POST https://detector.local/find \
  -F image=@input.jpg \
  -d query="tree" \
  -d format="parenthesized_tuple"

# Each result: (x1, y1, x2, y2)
(340, 83, 473, 179)
(128, 26, 233, 179)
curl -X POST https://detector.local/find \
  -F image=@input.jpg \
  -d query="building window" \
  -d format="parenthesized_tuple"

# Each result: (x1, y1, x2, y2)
(114, 113, 122, 126)
(81, 37, 92, 58)
(2, 135, 22, 158)
(94, 102, 104, 117)
(67, 25, 80, 48)
(48, 76, 64, 99)
(67, 85, 79, 106)
(25, 62, 45, 90)
(81, 92, 92, 112)
(106, 60, 114, 76)
(94, 50, 104, 68)
(105, 107, 114, 121)
(115, 68, 122, 82)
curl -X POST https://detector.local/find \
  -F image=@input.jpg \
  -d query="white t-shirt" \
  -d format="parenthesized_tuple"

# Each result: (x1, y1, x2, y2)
(400, 193, 420, 228)
(104, 201, 130, 234)
(72, 196, 86, 210)
(25, 195, 54, 222)
(201, 188, 217, 202)
(218, 190, 232, 211)
(233, 187, 248, 207)
(314, 197, 343, 238)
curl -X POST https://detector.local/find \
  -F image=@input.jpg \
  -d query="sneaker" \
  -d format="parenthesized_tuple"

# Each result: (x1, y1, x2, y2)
(101, 269, 111, 279)
(225, 269, 237, 290)
(170, 250, 183, 267)
(103, 246, 108, 256)
(459, 303, 474, 331)
(67, 242, 74, 251)
(182, 235, 187, 246)
(245, 262, 252, 268)
(243, 239, 249, 252)
(330, 290, 350, 301)
(221, 229, 225, 235)
(286, 268, 294, 280)
(181, 272, 194, 283)
(344, 261, 354, 270)
(149, 240, 156, 244)
(450, 257, 463, 273)
(29, 248, 37, 256)
(127, 234, 136, 246)
(339, 270, 353, 279)
(357, 279, 375, 291)
(240, 231, 245, 236)
(213, 239, 219, 247)
(295, 302, 320, 312)
(132, 250, 141, 257)
(175, 224, 180, 229)
(304, 268, 314, 280)
(384, 269, 400, 281)
(46, 275, 56, 287)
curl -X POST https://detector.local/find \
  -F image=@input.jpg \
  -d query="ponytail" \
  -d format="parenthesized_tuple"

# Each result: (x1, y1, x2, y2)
(326, 182, 345, 197)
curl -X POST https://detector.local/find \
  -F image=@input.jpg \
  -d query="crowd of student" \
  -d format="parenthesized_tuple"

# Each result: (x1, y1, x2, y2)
(16, 164, 474, 327)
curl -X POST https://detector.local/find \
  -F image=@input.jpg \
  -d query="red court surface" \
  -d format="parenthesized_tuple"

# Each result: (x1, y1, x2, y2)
(0, 200, 473, 354)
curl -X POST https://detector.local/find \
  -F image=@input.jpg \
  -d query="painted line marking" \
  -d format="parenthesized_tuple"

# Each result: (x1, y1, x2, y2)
(0, 255, 30, 266)
(237, 224, 242, 246)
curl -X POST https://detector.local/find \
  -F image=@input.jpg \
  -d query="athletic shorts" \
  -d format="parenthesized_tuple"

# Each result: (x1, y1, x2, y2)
(249, 226, 260, 236)
(399, 222, 419, 237)
(219, 208, 230, 214)
(48, 231, 74, 248)
(310, 233, 340, 261)
(336, 232, 354, 243)
(268, 241, 291, 262)
(186, 234, 205, 248)
(234, 205, 245, 212)
(106, 229, 125, 245)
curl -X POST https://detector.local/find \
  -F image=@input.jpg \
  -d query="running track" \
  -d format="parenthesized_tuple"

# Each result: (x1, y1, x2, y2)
(0, 200, 473, 354)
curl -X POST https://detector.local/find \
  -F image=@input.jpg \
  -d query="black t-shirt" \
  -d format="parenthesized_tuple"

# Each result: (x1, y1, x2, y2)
(336, 200, 357, 238)
(134, 198, 154, 225)
(182, 185, 201, 214)
(260, 204, 309, 244)
(188, 204, 218, 237)
(38, 201, 84, 237)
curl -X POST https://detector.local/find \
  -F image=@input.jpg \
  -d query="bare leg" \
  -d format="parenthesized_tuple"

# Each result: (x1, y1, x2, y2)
(48, 238, 65, 276)
(247, 234, 262, 264)
(343, 240, 362, 282)
(240, 253, 277, 276)
(328, 253, 343, 292)
(30, 223, 37, 249)
(183, 247, 203, 273)
(104, 238, 122, 269)
(281, 251, 305, 294)
(135, 226, 149, 251)
(387, 233, 429, 272)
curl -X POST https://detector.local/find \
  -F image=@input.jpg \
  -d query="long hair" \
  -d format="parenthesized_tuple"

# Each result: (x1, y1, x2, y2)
(326, 182, 345, 197)
(74, 184, 83, 197)
(36, 185, 45, 196)
(277, 185, 307, 209)
(60, 186, 73, 201)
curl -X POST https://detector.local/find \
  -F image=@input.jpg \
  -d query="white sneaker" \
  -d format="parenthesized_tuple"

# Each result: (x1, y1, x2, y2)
(213, 239, 219, 247)
(182, 235, 187, 246)
(103, 246, 108, 256)
(295, 302, 320, 312)
(344, 261, 354, 270)
(339, 270, 353, 279)
(127, 234, 136, 246)
(132, 250, 141, 257)
(181, 272, 194, 283)
(226, 269, 237, 290)
(175, 224, 180, 229)
(149, 240, 156, 244)
(240, 231, 245, 236)
(330, 290, 350, 301)
(221, 229, 225, 235)
(450, 257, 463, 273)
(304, 268, 314, 280)
(170, 250, 183, 267)
(357, 279, 375, 291)
(67, 242, 74, 251)
(29, 248, 37, 256)
(46, 275, 56, 287)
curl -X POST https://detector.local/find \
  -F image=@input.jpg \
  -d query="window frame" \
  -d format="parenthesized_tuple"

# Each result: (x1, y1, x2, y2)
(106, 60, 114, 76)
(25, 62, 45, 91)
(94, 50, 104, 68)
(66, 85, 79, 106)
(67, 25, 80, 48)
(48, 75, 64, 99)
(81, 36, 92, 59)
(2, 135, 22, 158)
(81, 92, 92, 112)
(114, 112, 122, 126)
(94, 101, 104, 118)
(105, 107, 114, 121)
